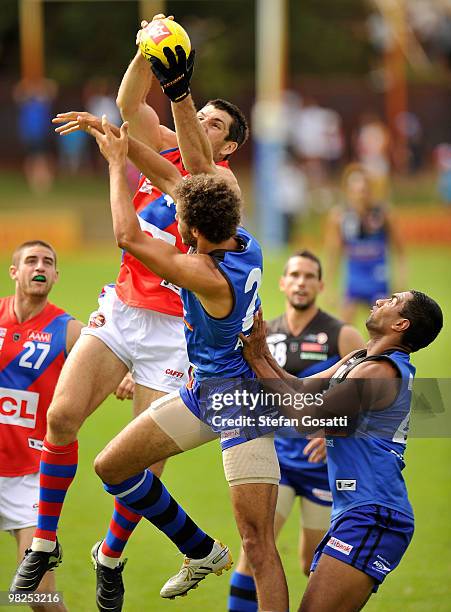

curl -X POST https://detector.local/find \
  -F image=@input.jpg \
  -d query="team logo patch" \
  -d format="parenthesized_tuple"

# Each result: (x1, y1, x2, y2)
(28, 438, 44, 450)
(316, 332, 328, 344)
(88, 312, 106, 328)
(336, 479, 357, 491)
(139, 177, 153, 195)
(183, 318, 193, 331)
(372, 559, 391, 574)
(326, 536, 353, 556)
(0, 327, 7, 338)
(28, 331, 52, 343)
(220, 428, 241, 442)
(13, 333, 21, 342)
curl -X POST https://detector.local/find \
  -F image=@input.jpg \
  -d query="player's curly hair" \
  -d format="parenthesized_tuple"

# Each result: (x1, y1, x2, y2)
(175, 174, 241, 244)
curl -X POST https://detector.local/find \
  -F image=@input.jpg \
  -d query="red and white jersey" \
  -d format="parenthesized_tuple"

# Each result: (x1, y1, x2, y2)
(0, 297, 73, 477)
(115, 147, 231, 316)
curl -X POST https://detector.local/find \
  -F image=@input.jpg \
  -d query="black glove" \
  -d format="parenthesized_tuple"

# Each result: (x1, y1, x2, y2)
(149, 45, 195, 103)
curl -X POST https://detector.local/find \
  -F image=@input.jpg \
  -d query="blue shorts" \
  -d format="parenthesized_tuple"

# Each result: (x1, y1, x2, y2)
(279, 465, 332, 506)
(310, 504, 414, 591)
(180, 378, 280, 451)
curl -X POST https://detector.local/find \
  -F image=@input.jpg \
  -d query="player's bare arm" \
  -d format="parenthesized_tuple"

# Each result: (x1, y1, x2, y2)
(65, 319, 83, 353)
(116, 15, 177, 151)
(91, 117, 232, 305)
(53, 112, 181, 197)
(241, 310, 356, 384)
(149, 46, 240, 194)
(173, 96, 239, 191)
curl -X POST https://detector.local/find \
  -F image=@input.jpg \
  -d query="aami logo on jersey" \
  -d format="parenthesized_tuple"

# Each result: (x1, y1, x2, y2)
(326, 537, 353, 556)
(0, 388, 39, 428)
(0, 327, 7, 338)
(28, 331, 52, 343)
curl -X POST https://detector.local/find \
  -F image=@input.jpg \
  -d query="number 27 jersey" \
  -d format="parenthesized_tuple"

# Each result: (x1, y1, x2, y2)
(0, 297, 73, 476)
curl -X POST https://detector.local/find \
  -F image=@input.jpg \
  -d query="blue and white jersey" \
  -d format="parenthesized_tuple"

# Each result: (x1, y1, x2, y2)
(341, 206, 389, 300)
(181, 226, 262, 382)
(326, 349, 415, 521)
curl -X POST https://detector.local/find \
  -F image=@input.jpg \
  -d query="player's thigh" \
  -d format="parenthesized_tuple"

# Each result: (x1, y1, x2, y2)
(134, 385, 168, 477)
(133, 385, 166, 417)
(49, 335, 128, 425)
(299, 554, 374, 612)
(95, 391, 215, 483)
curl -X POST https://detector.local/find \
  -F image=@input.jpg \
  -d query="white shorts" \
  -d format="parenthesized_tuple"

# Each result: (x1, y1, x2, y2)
(0, 473, 39, 532)
(82, 285, 189, 393)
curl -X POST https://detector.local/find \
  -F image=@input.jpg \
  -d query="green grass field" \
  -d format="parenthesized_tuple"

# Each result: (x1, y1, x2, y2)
(1, 246, 450, 611)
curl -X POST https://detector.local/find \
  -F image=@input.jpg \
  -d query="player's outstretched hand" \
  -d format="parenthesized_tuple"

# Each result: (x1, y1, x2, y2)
(52, 111, 102, 136)
(239, 308, 268, 365)
(114, 372, 135, 400)
(304, 436, 327, 463)
(149, 45, 195, 103)
(90, 115, 128, 166)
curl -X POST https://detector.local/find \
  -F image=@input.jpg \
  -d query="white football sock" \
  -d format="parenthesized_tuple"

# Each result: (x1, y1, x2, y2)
(31, 537, 57, 553)
(98, 546, 122, 569)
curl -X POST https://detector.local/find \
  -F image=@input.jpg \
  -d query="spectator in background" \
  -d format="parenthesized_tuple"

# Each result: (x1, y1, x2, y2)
(291, 96, 344, 189)
(435, 144, 451, 206)
(277, 147, 308, 244)
(13, 78, 57, 193)
(57, 129, 89, 175)
(85, 77, 139, 190)
(325, 163, 406, 325)
(84, 77, 122, 127)
(354, 112, 391, 202)
(395, 111, 424, 174)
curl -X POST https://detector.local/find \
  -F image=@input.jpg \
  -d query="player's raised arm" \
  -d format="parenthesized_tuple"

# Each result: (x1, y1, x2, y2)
(116, 16, 177, 151)
(53, 112, 181, 197)
(91, 117, 224, 296)
(150, 46, 240, 193)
